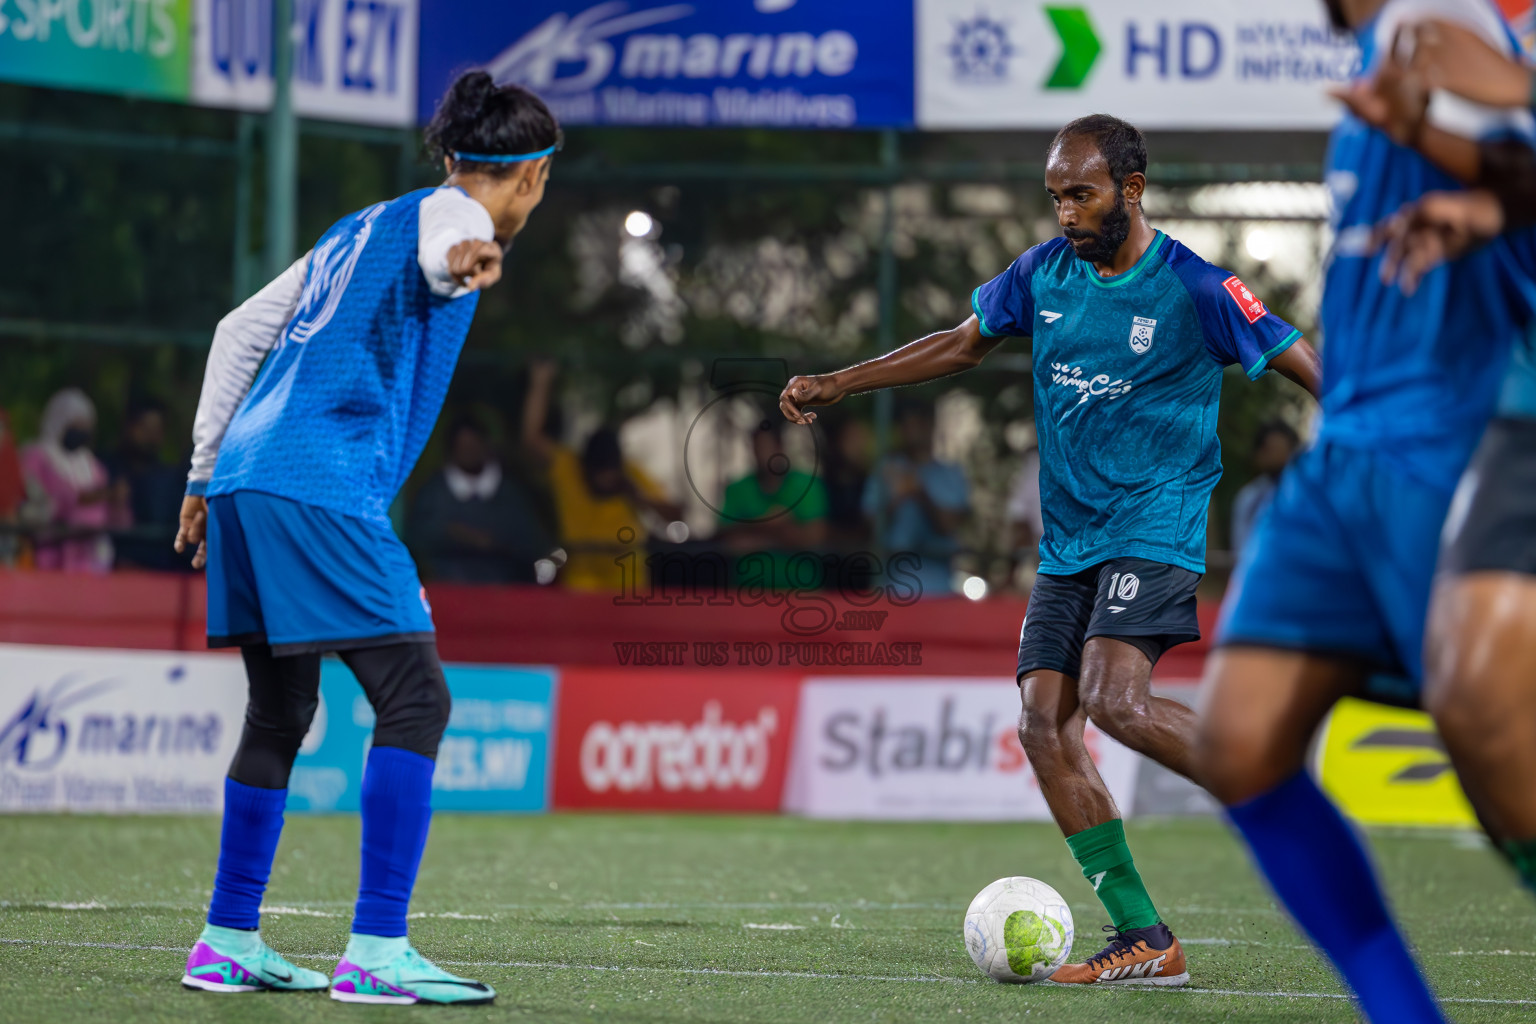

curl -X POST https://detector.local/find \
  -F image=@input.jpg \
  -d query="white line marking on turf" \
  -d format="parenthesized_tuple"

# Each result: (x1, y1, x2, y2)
(0, 901, 494, 922)
(0, 898, 1288, 917)
(743, 923, 804, 930)
(5, 937, 1536, 1005)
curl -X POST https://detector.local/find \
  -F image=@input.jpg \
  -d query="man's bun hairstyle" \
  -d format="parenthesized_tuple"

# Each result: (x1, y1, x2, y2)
(425, 70, 560, 175)
(1051, 113, 1147, 190)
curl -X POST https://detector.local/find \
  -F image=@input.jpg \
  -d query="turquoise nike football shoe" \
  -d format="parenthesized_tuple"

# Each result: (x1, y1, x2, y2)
(329, 934, 494, 1005)
(182, 924, 328, 993)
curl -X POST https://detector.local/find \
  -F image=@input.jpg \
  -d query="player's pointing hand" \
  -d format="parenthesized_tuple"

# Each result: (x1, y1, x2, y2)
(780, 374, 845, 425)
(448, 239, 503, 292)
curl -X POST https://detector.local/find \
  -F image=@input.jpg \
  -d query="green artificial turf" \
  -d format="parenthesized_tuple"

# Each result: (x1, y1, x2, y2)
(0, 814, 1531, 1022)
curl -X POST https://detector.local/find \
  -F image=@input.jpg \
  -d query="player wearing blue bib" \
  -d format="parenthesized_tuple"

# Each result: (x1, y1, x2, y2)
(1194, 2, 1536, 1021)
(172, 72, 560, 1005)
(781, 116, 1320, 987)
(1374, 17, 1536, 905)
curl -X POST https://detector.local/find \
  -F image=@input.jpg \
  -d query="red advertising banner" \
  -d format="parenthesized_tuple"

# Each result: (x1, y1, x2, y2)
(552, 669, 802, 812)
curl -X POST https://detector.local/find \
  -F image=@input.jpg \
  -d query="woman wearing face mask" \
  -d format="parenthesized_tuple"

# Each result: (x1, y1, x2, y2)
(19, 387, 117, 572)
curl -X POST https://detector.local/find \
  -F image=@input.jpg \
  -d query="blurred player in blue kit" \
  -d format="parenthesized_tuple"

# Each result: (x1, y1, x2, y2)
(1195, 1, 1536, 1021)
(172, 71, 559, 1004)
(782, 114, 1320, 987)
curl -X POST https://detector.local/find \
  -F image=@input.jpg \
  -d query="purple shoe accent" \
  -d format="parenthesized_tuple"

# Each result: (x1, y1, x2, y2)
(183, 942, 264, 990)
(330, 959, 413, 1000)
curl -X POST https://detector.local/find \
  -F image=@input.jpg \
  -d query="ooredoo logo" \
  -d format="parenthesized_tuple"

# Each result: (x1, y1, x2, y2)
(579, 702, 778, 794)
(554, 669, 801, 811)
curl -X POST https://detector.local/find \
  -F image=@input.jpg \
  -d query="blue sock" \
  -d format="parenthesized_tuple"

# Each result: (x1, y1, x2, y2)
(352, 745, 435, 938)
(1226, 771, 1444, 1024)
(207, 778, 288, 930)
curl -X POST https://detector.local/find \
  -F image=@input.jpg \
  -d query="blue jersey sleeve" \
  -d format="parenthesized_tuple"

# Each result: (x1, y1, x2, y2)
(970, 239, 1065, 338)
(1167, 245, 1302, 380)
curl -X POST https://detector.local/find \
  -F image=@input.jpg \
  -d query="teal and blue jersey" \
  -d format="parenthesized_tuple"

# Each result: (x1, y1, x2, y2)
(208, 189, 480, 527)
(1319, 1, 1536, 476)
(972, 230, 1301, 576)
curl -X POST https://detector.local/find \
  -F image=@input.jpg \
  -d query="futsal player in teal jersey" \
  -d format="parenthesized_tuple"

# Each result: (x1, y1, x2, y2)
(780, 115, 1320, 986)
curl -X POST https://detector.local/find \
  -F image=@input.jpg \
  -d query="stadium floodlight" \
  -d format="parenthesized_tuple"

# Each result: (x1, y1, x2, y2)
(1245, 228, 1276, 263)
(625, 211, 655, 238)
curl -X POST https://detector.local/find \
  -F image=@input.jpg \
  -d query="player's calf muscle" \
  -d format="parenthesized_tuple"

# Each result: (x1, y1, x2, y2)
(1196, 649, 1332, 805)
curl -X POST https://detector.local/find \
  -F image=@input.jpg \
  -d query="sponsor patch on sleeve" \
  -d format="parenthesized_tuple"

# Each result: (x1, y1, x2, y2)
(1222, 275, 1268, 325)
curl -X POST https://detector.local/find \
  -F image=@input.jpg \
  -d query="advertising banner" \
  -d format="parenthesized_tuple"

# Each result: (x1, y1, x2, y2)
(190, 0, 418, 125)
(917, 0, 1360, 130)
(782, 678, 1139, 821)
(288, 661, 556, 812)
(0, 643, 244, 813)
(552, 668, 801, 811)
(1317, 697, 1477, 829)
(417, 0, 915, 129)
(0, 0, 192, 100)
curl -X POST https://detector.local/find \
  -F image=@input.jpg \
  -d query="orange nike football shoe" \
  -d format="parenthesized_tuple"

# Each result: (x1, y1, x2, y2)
(1048, 924, 1189, 986)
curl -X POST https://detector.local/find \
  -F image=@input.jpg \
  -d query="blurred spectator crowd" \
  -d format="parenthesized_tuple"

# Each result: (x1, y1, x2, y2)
(1, 370, 1305, 600)
(0, 367, 994, 599)
(0, 388, 191, 574)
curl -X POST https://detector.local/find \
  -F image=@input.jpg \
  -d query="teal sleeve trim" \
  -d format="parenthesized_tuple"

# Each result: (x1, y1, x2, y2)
(186, 479, 209, 497)
(971, 287, 1001, 337)
(1246, 329, 1301, 381)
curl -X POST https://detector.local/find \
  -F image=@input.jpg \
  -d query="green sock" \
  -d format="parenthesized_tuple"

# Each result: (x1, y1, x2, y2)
(1502, 837, 1536, 893)
(1064, 818, 1161, 932)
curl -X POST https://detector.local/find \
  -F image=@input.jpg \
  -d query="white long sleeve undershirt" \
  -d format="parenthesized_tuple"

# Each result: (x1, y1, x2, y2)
(185, 187, 495, 493)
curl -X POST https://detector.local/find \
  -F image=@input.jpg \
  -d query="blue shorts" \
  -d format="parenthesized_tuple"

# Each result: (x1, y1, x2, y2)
(1217, 441, 1459, 688)
(206, 490, 434, 655)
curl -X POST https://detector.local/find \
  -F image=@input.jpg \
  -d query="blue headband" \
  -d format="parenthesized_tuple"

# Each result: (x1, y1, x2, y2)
(451, 145, 555, 163)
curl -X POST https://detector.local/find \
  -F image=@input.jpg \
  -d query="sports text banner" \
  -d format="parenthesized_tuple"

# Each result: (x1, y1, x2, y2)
(917, 0, 1360, 130)
(288, 662, 556, 813)
(0, 644, 245, 813)
(782, 678, 1140, 821)
(417, 0, 915, 128)
(191, 0, 418, 125)
(552, 668, 801, 811)
(0, 0, 192, 100)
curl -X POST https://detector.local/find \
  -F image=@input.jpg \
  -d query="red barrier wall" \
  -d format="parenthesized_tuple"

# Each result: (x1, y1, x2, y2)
(0, 570, 1214, 678)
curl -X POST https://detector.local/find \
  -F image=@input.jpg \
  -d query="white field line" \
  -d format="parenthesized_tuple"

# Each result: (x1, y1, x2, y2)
(0, 901, 483, 921)
(4, 937, 1536, 1006)
(0, 898, 1287, 916)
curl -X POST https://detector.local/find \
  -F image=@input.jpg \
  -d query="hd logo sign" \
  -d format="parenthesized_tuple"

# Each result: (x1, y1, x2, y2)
(916, 0, 1360, 130)
(1316, 698, 1477, 828)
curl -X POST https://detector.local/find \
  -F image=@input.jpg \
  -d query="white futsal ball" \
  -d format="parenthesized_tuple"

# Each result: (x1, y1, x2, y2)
(963, 876, 1075, 983)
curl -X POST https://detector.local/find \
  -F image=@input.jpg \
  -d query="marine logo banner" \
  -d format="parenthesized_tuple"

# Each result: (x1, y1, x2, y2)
(418, 0, 914, 128)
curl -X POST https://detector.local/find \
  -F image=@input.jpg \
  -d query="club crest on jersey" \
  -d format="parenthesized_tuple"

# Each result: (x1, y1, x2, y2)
(1128, 316, 1156, 354)
(1222, 275, 1268, 324)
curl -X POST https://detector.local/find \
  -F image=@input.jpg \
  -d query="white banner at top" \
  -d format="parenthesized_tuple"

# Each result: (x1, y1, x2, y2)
(192, 0, 419, 127)
(917, 0, 1360, 131)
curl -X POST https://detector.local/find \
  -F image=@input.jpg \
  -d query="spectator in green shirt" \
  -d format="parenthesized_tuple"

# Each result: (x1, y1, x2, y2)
(719, 414, 828, 590)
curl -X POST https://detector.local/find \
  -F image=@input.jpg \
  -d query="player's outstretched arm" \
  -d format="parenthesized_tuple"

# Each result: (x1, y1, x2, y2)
(446, 239, 503, 292)
(1268, 339, 1323, 400)
(780, 315, 1001, 425)
(1378, 190, 1507, 295)
(1404, 19, 1532, 110)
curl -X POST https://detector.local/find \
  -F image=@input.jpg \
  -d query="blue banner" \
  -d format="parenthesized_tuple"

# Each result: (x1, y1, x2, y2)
(288, 662, 556, 813)
(417, 0, 914, 128)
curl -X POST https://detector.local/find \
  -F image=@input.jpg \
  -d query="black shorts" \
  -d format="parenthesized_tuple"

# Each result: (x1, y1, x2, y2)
(1017, 557, 1202, 681)
(1440, 417, 1536, 576)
